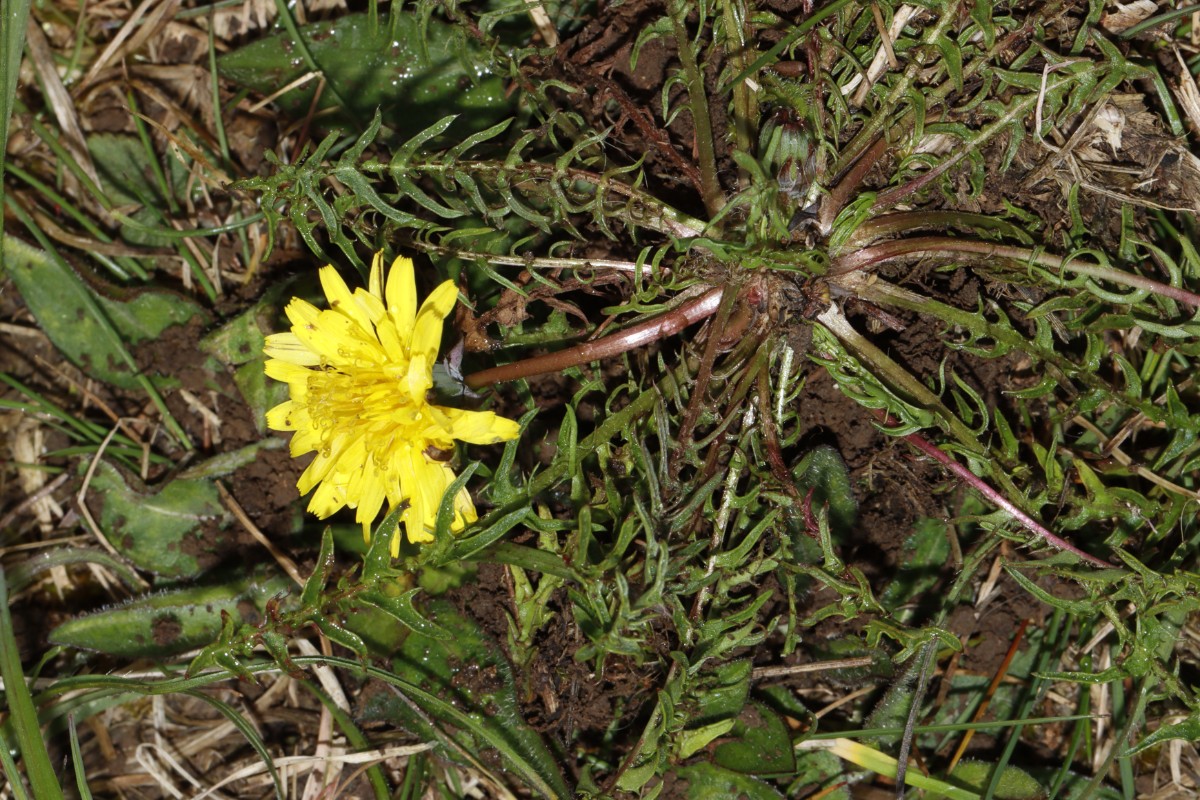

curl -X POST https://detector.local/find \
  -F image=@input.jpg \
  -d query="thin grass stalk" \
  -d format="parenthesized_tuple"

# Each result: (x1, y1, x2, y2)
(894, 640, 939, 800)
(67, 716, 93, 800)
(301, 679, 394, 800)
(126, 90, 179, 215)
(947, 619, 1029, 772)
(205, 19, 231, 165)
(805, 714, 1099, 742)
(23, 114, 113, 215)
(0, 727, 33, 800)
(7, 162, 151, 278)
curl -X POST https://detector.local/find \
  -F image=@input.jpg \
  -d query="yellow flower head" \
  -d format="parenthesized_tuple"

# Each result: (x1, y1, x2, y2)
(264, 253, 520, 555)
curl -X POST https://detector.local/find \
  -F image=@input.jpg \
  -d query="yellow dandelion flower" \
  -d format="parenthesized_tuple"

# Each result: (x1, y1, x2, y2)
(264, 253, 520, 555)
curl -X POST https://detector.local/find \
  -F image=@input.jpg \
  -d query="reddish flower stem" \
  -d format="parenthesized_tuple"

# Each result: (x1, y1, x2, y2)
(464, 286, 724, 388)
(832, 236, 1200, 309)
(888, 415, 1112, 567)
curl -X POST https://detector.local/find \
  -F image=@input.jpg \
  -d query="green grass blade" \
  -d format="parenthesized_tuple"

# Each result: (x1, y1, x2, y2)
(0, 567, 65, 800)
(67, 716, 93, 800)
(0, 724, 33, 800)
(0, 0, 33, 270)
(184, 690, 285, 800)
(302, 680, 391, 800)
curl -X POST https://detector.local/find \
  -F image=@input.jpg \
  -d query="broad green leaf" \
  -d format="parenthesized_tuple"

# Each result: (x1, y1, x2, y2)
(175, 437, 286, 481)
(232, 360, 286, 433)
(793, 748, 851, 800)
(2, 240, 203, 390)
(87, 134, 189, 247)
(691, 658, 751, 726)
(217, 12, 514, 135)
(672, 762, 784, 799)
(678, 718, 736, 760)
(101, 288, 205, 343)
(878, 517, 950, 615)
(864, 656, 929, 747)
(91, 442, 292, 575)
(50, 569, 291, 659)
(86, 461, 233, 578)
(713, 702, 796, 775)
(357, 599, 569, 798)
(1030, 768, 1124, 800)
(949, 760, 1044, 799)
(199, 291, 274, 366)
(790, 445, 857, 536)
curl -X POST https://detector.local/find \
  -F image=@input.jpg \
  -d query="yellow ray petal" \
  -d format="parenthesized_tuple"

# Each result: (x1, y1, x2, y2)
(309, 309, 380, 366)
(297, 450, 336, 494)
(354, 465, 388, 530)
(284, 296, 322, 332)
(289, 425, 320, 457)
(353, 286, 387, 324)
(264, 332, 321, 366)
(430, 406, 521, 444)
(308, 478, 346, 518)
(319, 266, 373, 334)
(265, 359, 314, 388)
(330, 435, 368, 484)
(410, 281, 456, 364)
(422, 459, 455, 526)
(367, 251, 385, 299)
(265, 250, 521, 554)
(385, 256, 418, 341)
(285, 293, 373, 366)
(408, 448, 450, 542)
(381, 442, 413, 507)
(374, 318, 408, 364)
(265, 400, 297, 431)
(405, 354, 433, 404)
